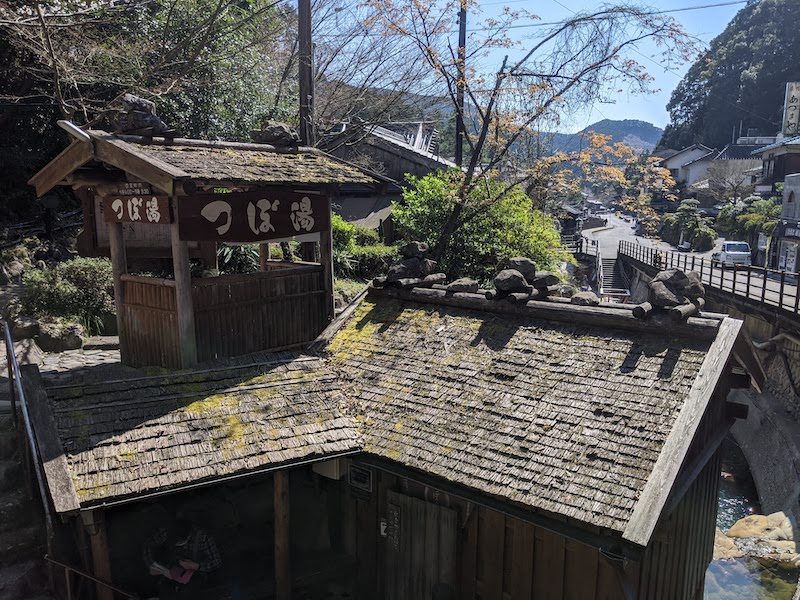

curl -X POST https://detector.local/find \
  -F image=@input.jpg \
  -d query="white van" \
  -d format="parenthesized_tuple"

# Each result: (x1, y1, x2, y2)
(711, 241, 752, 267)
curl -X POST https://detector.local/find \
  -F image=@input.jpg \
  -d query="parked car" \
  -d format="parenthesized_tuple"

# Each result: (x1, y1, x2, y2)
(711, 241, 752, 267)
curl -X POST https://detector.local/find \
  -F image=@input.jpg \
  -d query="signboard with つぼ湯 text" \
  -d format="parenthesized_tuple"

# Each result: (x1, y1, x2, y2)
(177, 190, 330, 242)
(103, 196, 171, 224)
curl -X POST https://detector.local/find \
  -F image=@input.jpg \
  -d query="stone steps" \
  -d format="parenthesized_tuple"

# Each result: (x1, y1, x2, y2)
(0, 560, 51, 600)
(0, 524, 44, 566)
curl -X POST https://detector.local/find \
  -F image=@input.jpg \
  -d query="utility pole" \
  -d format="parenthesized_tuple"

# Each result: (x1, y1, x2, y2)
(298, 0, 318, 264)
(454, 4, 467, 167)
(298, 0, 315, 146)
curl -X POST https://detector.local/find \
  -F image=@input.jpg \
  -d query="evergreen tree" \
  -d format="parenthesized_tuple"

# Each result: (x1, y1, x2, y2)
(660, 0, 800, 150)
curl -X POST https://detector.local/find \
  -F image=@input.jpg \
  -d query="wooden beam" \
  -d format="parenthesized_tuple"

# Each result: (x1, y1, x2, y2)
(732, 333, 766, 393)
(92, 132, 189, 195)
(19, 365, 80, 514)
(83, 509, 114, 600)
(170, 203, 198, 368)
(274, 470, 291, 600)
(28, 140, 95, 197)
(319, 224, 335, 322)
(622, 317, 742, 547)
(107, 221, 128, 364)
(660, 418, 735, 518)
(373, 287, 722, 340)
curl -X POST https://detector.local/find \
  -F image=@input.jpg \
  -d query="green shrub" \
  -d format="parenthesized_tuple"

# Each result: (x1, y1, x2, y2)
(333, 244, 399, 280)
(22, 257, 114, 334)
(353, 224, 380, 246)
(331, 214, 357, 253)
(218, 243, 259, 274)
(692, 226, 716, 251)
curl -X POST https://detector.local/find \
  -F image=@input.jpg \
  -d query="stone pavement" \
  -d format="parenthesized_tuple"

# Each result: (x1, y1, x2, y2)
(0, 337, 127, 410)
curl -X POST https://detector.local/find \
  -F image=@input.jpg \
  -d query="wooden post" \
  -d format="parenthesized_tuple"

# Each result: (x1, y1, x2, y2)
(107, 220, 128, 363)
(320, 226, 335, 322)
(259, 244, 270, 271)
(171, 198, 198, 368)
(83, 510, 114, 600)
(274, 470, 291, 600)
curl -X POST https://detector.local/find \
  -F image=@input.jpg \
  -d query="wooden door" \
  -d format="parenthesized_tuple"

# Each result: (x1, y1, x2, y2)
(385, 490, 458, 600)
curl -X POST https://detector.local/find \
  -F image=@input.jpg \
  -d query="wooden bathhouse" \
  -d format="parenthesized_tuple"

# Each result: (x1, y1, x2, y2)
(29, 126, 389, 369)
(13, 185, 754, 600)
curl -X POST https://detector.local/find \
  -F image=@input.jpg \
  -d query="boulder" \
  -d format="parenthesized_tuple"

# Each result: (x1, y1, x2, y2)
(493, 269, 532, 293)
(508, 257, 537, 281)
(420, 258, 438, 276)
(713, 528, 744, 560)
(728, 512, 796, 542)
(33, 247, 48, 261)
(386, 257, 421, 282)
(683, 271, 705, 300)
(11, 316, 39, 341)
(398, 241, 429, 259)
(570, 291, 600, 306)
(653, 269, 691, 288)
(447, 278, 479, 293)
(251, 121, 300, 145)
(649, 280, 685, 308)
(5, 260, 24, 279)
(36, 321, 84, 352)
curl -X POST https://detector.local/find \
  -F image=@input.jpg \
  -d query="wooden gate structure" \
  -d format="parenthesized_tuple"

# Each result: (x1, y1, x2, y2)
(29, 125, 384, 368)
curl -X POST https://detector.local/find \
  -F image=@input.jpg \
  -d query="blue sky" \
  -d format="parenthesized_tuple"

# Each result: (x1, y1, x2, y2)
(470, 0, 745, 132)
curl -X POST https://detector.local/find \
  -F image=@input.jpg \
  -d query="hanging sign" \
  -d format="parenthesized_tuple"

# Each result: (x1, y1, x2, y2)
(178, 190, 330, 242)
(783, 82, 800, 136)
(103, 196, 171, 224)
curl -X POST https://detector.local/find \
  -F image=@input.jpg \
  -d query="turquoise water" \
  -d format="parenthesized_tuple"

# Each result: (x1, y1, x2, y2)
(704, 438, 799, 600)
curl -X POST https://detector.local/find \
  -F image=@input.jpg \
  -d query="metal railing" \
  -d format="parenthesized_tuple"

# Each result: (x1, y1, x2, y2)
(46, 555, 139, 599)
(2, 319, 55, 560)
(618, 240, 800, 315)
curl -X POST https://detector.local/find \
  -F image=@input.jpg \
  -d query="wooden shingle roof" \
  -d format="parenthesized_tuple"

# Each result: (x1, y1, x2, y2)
(327, 296, 711, 534)
(29, 354, 361, 510)
(131, 143, 376, 186)
(28, 289, 741, 549)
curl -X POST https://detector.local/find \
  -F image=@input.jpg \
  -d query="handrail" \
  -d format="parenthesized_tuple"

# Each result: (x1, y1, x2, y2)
(596, 247, 604, 296)
(45, 555, 140, 600)
(1, 320, 55, 564)
(617, 240, 800, 316)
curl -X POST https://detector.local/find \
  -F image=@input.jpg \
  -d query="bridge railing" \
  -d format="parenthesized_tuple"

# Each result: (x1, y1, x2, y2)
(618, 240, 800, 315)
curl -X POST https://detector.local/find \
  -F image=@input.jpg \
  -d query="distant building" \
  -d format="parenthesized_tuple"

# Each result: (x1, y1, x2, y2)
(752, 135, 800, 191)
(656, 144, 715, 186)
(323, 121, 456, 239)
(771, 173, 800, 271)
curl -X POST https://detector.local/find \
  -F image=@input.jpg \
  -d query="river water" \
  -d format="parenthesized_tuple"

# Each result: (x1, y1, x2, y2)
(703, 438, 799, 599)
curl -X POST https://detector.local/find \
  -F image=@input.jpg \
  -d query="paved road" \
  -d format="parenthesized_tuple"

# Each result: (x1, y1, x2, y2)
(583, 213, 800, 314)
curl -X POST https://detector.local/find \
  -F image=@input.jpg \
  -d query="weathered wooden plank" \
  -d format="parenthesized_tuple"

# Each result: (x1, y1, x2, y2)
(386, 496, 401, 600)
(411, 497, 427, 599)
(375, 287, 722, 340)
(563, 537, 598, 600)
(508, 518, 534, 600)
(623, 317, 742, 547)
(478, 507, 505, 600)
(274, 470, 291, 600)
(170, 216, 198, 368)
(85, 510, 114, 600)
(29, 140, 94, 197)
(439, 504, 458, 594)
(20, 365, 81, 514)
(424, 502, 439, 600)
(532, 526, 565, 599)
(460, 504, 478, 600)
(93, 132, 188, 195)
(108, 221, 128, 364)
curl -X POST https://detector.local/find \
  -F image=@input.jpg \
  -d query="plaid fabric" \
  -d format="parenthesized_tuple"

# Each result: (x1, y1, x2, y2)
(144, 527, 222, 573)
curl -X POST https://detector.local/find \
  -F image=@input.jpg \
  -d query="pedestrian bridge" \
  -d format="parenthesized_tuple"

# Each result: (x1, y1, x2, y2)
(618, 240, 800, 331)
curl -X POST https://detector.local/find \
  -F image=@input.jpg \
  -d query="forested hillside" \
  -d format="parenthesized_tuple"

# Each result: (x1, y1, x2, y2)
(660, 0, 800, 149)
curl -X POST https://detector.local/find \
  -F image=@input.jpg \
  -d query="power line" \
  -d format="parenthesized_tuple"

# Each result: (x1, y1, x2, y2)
(315, 0, 748, 38)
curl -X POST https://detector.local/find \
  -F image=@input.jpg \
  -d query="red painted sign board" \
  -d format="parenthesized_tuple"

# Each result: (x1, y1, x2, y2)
(178, 190, 330, 242)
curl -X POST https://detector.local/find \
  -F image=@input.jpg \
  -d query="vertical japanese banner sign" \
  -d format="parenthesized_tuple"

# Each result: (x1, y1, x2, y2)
(177, 190, 330, 242)
(784, 82, 800, 136)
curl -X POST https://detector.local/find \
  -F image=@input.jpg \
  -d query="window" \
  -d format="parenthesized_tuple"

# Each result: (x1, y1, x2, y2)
(790, 191, 796, 204)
